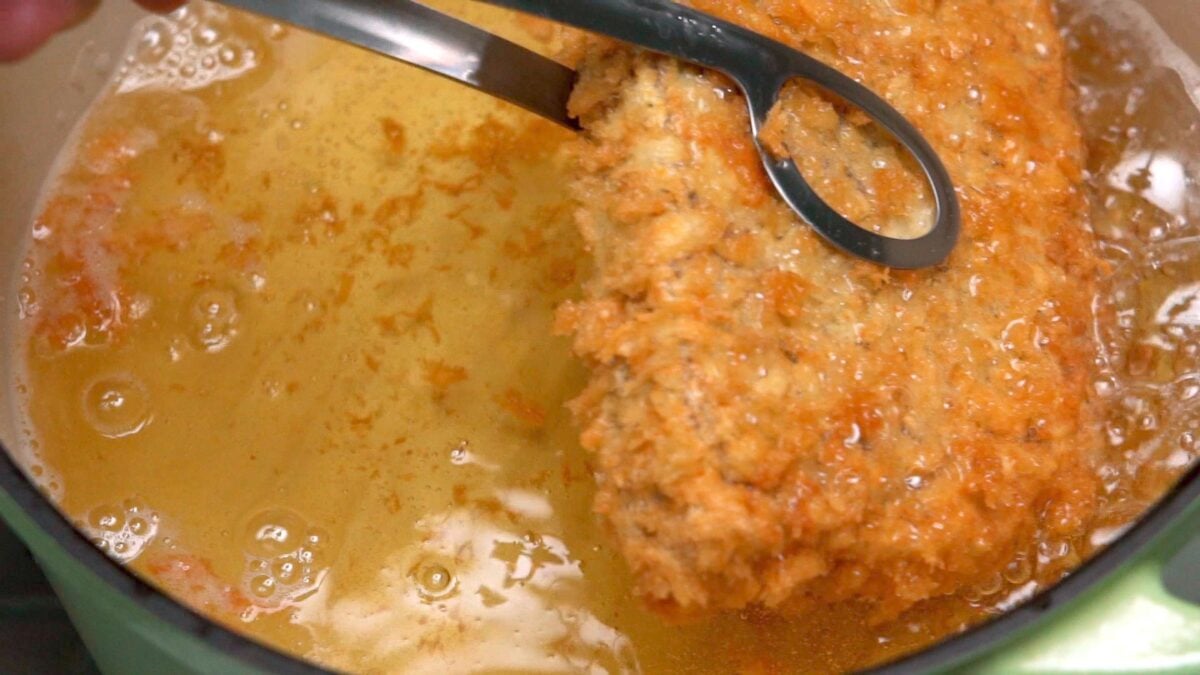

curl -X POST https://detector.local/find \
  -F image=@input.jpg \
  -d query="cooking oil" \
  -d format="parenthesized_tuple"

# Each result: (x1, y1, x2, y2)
(6, 0, 1200, 673)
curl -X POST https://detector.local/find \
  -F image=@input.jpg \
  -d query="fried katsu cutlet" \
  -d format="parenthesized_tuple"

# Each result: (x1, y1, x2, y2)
(556, 0, 1105, 620)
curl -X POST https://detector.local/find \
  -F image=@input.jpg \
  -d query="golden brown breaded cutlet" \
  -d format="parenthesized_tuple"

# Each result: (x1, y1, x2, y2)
(556, 0, 1105, 621)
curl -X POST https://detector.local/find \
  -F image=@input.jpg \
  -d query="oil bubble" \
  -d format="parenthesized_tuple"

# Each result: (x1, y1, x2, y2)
(196, 26, 219, 46)
(17, 286, 38, 319)
(249, 574, 276, 599)
(1037, 538, 1071, 565)
(1002, 556, 1032, 584)
(422, 565, 452, 591)
(85, 500, 158, 563)
(243, 508, 307, 558)
(975, 572, 1004, 597)
(134, 23, 171, 64)
(87, 504, 126, 532)
(272, 559, 299, 584)
(412, 562, 458, 601)
(187, 287, 239, 352)
(218, 46, 240, 66)
(82, 374, 152, 439)
(304, 527, 329, 551)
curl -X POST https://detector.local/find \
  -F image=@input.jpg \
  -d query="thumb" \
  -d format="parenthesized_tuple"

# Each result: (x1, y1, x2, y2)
(0, 0, 97, 61)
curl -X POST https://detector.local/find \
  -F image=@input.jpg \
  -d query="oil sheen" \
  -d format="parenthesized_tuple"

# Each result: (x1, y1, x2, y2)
(8, 1, 1200, 673)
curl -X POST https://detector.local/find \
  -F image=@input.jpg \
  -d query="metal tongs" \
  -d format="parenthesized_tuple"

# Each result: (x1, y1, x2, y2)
(219, 0, 960, 268)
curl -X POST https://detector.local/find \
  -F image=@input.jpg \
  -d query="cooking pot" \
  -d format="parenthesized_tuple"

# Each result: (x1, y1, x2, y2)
(1, 2, 1199, 673)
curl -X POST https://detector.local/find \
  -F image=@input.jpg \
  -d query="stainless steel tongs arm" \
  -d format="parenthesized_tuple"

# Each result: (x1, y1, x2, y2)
(220, 0, 578, 127)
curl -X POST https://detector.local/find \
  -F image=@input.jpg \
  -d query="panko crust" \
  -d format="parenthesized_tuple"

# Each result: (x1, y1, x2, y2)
(557, 0, 1106, 620)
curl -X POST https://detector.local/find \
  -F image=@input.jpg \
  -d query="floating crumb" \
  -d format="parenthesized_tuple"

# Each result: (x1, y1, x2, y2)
(383, 490, 402, 514)
(545, 257, 578, 289)
(380, 117, 407, 155)
(421, 358, 469, 399)
(503, 226, 548, 259)
(176, 135, 227, 186)
(375, 295, 440, 343)
(334, 272, 355, 306)
(495, 388, 547, 427)
(385, 243, 415, 268)
(477, 585, 508, 607)
(401, 295, 439, 343)
(372, 188, 425, 228)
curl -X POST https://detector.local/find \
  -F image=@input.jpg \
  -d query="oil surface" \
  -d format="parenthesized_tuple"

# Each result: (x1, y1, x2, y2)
(7, 1, 1200, 673)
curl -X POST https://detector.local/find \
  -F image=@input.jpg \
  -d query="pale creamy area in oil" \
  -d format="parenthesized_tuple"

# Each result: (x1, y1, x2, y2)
(8, 1, 1200, 673)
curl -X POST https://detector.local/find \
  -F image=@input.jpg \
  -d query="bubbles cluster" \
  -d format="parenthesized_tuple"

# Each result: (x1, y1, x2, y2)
(1085, 70, 1200, 482)
(115, 4, 267, 94)
(17, 259, 39, 320)
(85, 499, 159, 563)
(240, 508, 330, 610)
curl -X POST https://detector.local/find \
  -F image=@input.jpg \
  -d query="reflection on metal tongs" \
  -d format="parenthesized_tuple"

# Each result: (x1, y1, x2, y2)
(217, 0, 961, 269)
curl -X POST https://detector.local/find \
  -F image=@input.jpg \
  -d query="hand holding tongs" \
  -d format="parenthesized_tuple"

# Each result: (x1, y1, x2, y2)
(217, 0, 960, 268)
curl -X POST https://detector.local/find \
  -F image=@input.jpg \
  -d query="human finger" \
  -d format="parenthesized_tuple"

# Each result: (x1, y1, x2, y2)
(0, 0, 94, 61)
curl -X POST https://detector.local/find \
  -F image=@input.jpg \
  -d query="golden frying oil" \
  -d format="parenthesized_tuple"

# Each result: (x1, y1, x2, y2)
(7, 1, 1200, 673)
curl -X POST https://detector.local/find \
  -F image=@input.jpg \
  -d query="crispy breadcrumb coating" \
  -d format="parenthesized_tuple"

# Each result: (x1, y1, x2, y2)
(557, 0, 1105, 621)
